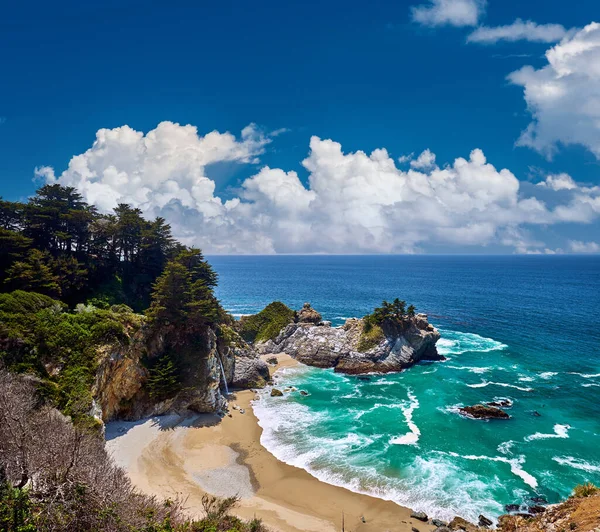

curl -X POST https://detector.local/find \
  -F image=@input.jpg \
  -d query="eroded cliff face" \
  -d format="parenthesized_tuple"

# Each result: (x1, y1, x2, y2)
(92, 321, 267, 422)
(258, 312, 442, 374)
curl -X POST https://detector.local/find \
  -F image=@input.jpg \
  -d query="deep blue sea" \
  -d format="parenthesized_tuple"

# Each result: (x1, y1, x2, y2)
(209, 255, 600, 523)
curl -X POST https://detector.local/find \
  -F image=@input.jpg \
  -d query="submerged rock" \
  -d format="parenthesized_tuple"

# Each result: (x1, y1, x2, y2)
(459, 404, 510, 420)
(487, 399, 513, 408)
(258, 306, 442, 375)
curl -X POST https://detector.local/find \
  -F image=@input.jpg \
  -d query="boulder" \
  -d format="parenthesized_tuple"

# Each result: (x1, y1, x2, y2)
(411, 511, 428, 522)
(432, 519, 448, 527)
(448, 516, 480, 531)
(478, 514, 493, 527)
(232, 356, 270, 389)
(270, 388, 283, 397)
(297, 303, 322, 324)
(459, 404, 510, 420)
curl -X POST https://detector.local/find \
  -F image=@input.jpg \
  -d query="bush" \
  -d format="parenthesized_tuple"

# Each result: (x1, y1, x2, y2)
(0, 369, 269, 532)
(572, 483, 599, 498)
(357, 323, 385, 352)
(238, 302, 295, 343)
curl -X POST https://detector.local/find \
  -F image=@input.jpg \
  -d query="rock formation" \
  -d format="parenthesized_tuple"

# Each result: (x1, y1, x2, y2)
(296, 302, 322, 324)
(459, 404, 510, 420)
(93, 321, 268, 422)
(257, 306, 442, 374)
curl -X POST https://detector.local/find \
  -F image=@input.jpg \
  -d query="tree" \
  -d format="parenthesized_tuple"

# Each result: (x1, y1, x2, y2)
(146, 355, 180, 400)
(146, 261, 192, 326)
(4, 250, 61, 298)
(407, 304, 416, 317)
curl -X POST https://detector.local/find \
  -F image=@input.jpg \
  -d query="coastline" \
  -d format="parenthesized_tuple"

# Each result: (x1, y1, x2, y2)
(106, 353, 435, 532)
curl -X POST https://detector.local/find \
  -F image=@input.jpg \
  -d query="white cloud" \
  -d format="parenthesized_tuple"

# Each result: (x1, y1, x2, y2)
(42, 122, 600, 254)
(509, 22, 600, 159)
(468, 19, 568, 44)
(411, 149, 437, 169)
(411, 0, 486, 28)
(537, 173, 578, 191)
(569, 240, 600, 253)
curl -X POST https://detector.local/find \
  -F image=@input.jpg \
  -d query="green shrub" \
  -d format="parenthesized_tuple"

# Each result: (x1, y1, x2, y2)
(357, 323, 385, 352)
(238, 302, 295, 343)
(572, 483, 599, 498)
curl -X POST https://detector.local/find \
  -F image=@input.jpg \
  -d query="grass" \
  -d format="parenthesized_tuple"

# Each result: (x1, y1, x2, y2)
(237, 302, 295, 343)
(357, 323, 385, 352)
(573, 483, 599, 498)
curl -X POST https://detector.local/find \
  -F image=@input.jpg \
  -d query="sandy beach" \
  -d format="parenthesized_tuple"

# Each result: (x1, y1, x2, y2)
(105, 354, 435, 532)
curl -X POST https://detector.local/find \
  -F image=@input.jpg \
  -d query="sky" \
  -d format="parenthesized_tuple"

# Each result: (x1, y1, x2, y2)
(1, 0, 599, 254)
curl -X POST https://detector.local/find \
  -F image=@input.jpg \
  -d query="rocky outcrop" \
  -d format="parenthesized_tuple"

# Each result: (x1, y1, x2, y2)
(498, 492, 600, 531)
(93, 321, 268, 422)
(93, 325, 230, 421)
(296, 302, 322, 324)
(459, 404, 510, 420)
(258, 308, 442, 374)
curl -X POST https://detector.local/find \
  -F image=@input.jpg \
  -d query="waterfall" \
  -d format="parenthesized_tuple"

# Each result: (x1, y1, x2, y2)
(217, 355, 229, 396)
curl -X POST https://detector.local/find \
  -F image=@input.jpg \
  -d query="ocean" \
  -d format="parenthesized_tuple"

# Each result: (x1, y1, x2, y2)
(209, 255, 600, 523)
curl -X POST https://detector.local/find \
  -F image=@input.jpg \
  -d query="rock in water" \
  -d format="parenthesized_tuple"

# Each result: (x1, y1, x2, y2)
(479, 514, 493, 527)
(459, 404, 510, 419)
(270, 388, 283, 397)
(411, 511, 428, 522)
(258, 308, 442, 375)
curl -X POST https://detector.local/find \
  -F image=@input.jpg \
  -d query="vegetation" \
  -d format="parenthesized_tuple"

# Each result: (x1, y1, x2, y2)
(363, 298, 416, 331)
(237, 302, 296, 343)
(0, 370, 268, 532)
(357, 323, 385, 352)
(357, 298, 417, 352)
(1, 185, 182, 310)
(573, 483, 599, 498)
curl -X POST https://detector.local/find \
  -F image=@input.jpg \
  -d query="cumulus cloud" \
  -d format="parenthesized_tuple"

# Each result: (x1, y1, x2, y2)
(509, 22, 600, 159)
(537, 173, 578, 191)
(42, 122, 600, 254)
(468, 19, 568, 44)
(569, 240, 600, 253)
(411, 0, 486, 28)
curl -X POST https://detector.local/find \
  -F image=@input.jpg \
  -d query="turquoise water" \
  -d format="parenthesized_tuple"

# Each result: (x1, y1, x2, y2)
(209, 255, 600, 523)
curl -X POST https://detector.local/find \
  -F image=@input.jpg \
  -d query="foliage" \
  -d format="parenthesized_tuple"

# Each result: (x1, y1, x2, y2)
(0, 290, 135, 424)
(0, 370, 269, 532)
(1, 185, 180, 310)
(572, 483, 599, 498)
(357, 323, 385, 352)
(364, 298, 417, 329)
(237, 302, 296, 343)
(146, 355, 181, 401)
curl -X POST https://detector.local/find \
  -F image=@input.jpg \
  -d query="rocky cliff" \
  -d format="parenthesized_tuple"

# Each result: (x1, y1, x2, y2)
(257, 307, 442, 374)
(92, 321, 268, 422)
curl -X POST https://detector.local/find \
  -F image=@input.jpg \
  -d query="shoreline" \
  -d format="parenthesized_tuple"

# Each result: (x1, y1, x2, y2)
(105, 353, 436, 532)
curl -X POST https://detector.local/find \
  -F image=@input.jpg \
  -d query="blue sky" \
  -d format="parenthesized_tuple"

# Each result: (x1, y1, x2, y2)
(1, 0, 599, 254)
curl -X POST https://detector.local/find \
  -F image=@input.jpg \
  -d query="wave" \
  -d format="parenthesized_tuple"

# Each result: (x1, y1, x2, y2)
(437, 331, 507, 357)
(582, 383, 600, 388)
(539, 372, 558, 380)
(525, 424, 571, 442)
(447, 365, 493, 374)
(569, 372, 600, 379)
(497, 440, 516, 456)
(467, 380, 533, 392)
(447, 452, 537, 490)
(390, 389, 421, 446)
(553, 456, 600, 474)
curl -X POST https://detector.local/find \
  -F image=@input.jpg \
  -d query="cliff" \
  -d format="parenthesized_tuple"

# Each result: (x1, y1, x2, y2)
(93, 321, 269, 423)
(257, 305, 442, 374)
